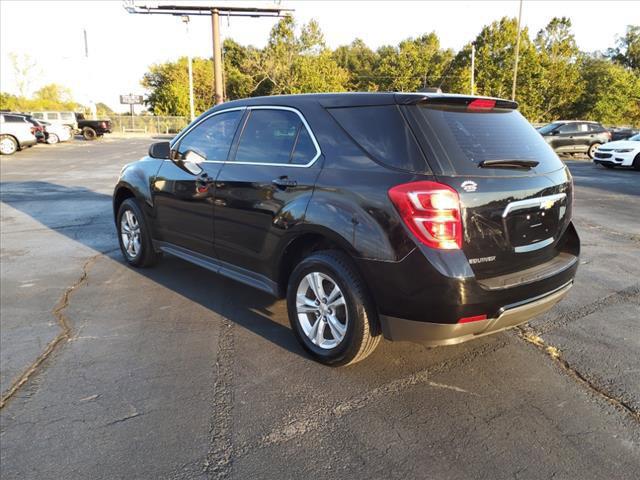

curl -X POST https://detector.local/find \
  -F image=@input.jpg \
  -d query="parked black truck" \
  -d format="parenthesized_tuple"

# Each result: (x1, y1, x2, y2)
(75, 113, 112, 140)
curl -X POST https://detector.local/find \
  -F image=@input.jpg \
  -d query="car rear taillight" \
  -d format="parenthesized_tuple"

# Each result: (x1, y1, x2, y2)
(100, 121, 107, 128)
(388, 181, 462, 250)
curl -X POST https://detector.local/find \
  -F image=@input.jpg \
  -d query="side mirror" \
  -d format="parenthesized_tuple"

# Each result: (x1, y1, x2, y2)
(148, 141, 170, 159)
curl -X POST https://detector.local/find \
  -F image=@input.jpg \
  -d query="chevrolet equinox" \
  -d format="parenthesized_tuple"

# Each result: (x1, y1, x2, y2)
(113, 93, 580, 366)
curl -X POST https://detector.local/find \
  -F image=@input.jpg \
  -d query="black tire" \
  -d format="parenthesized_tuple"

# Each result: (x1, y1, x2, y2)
(83, 127, 97, 141)
(0, 135, 18, 155)
(116, 198, 159, 268)
(633, 153, 640, 171)
(588, 142, 601, 159)
(287, 250, 380, 366)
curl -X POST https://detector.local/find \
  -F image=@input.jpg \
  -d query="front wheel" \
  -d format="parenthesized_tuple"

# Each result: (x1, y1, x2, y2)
(116, 198, 159, 267)
(0, 135, 18, 155)
(588, 142, 601, 159)
(46, 133, 59, 145)
(287, 251, 380, 366)
(633, 153, 640, 171)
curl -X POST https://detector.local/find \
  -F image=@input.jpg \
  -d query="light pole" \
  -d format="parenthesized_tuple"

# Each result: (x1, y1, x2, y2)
(511, 0, 524, 101)
(182, 15, 195, 121)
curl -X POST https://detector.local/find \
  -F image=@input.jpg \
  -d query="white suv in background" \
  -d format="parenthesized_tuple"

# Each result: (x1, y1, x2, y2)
(30, 111, 77, 133)
(0, 113, 37, 155)
(593, 134, 640, 170)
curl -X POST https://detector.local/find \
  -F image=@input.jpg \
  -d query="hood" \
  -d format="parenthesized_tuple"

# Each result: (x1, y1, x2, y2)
(598, 139, 640, 151)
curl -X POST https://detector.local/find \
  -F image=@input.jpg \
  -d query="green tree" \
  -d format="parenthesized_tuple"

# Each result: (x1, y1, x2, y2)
(534, 17, 584, 122)
(574, 56, 640, 125)
(246, 16, 349, 95)
(442, 17, 542, 120)
(332, 39, 379, 91)
(607, 25, 640, 72)
(142, 57, 214, 116)
(375, 33, 453, 92)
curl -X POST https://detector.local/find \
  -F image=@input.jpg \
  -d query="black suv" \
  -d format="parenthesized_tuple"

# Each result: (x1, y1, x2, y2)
(538, 120, 610, 159)
(113, 93, 580, 366)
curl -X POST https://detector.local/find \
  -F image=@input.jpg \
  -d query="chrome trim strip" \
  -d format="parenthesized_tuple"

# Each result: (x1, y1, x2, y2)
(502, 193, 566, 218)
(170, 105, 322, 168)
(513, 236, 554, 253)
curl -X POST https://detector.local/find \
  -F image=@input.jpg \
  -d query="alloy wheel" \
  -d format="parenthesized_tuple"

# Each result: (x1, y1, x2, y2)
(296, 272, 348, 349)
(120, 209, 141, 259)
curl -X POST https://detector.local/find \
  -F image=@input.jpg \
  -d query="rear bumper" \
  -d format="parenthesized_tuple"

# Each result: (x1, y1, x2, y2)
(380, 281, 572, 345)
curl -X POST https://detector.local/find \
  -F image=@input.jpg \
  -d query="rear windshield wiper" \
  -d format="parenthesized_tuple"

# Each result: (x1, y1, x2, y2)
(478, 159, 539, 169)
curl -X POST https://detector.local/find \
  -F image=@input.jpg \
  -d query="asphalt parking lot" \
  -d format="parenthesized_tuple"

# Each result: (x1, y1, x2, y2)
(1, 138, 639, 480)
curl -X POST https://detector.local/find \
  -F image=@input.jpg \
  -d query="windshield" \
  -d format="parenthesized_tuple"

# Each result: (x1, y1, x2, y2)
(403, 104, 564, 176)
(629, 134, 640, 141)
(538, 122, 562, 134)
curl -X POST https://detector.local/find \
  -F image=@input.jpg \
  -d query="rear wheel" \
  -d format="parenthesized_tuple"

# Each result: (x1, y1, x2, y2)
(588, 142, 601, 159)
(46, 133, 59, 145)
(287, 251, 380, 366)
(83, 127, 97, 141)
(0, 135, 18, 155)
(116, 198, 159, 267)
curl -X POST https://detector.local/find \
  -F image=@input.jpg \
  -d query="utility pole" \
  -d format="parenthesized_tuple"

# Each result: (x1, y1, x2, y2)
(83, 28, 97, 120)
(511, 0, 523, 101)
(211, 9, 223, 105)
(470, 43, 475, 96)
(125, 4, 293, 105)
(182, 15, 195, 120)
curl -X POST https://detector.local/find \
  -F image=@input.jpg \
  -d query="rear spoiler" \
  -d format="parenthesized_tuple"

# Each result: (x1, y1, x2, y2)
(395, 93, 518, 110)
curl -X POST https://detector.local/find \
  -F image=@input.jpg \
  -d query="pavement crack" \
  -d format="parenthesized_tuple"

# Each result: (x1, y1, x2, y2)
(538, 284, 640, 334)
(516, 325, 639, 423)
(204, 319, 235, 479)
(0, 251, 109, 409)
(234, 339, 504, 457)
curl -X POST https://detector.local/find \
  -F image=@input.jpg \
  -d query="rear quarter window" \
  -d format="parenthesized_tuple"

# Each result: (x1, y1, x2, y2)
(403, 105, 564, 176)
(327, 105, 429, 173)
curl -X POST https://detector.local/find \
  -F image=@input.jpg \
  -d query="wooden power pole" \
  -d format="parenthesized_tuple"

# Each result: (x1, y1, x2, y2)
(125, 4, 292, 105)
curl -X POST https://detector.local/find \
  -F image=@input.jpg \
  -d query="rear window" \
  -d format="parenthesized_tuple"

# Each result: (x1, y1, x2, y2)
(328, 105, 429, 173)
(403, 104, 564, 176)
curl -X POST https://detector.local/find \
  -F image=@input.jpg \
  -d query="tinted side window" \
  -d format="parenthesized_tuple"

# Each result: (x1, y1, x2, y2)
(234, 109, 315, 165)
(4, 115, 25, 123)
(558, 123, 578, 134)
(177, 110, 242, 161)
(328, 105, 428, 173)
(588, 124, 602, 132)
(291, 127, 317, 165)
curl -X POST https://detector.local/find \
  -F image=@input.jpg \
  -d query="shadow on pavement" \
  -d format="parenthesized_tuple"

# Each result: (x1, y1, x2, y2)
(1, 181, 304, 358)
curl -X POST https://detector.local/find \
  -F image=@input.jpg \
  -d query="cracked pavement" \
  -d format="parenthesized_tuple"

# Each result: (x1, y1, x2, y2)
(1, 139, 639, 479)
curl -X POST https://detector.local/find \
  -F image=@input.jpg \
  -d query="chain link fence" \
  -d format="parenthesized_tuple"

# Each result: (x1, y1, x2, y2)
(108, 115, 190, 134)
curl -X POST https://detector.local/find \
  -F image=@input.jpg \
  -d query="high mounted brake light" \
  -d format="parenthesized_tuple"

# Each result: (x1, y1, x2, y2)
(388, 181, 462, 250)
(467, 99, 496, 111)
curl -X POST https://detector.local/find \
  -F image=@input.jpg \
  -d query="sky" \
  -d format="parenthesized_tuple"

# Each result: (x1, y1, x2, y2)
(0, 0, 637, 111)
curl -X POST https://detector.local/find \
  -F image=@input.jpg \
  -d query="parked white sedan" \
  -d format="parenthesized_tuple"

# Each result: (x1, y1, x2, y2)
(41, 121, 72, 144)
(593, 134, 640, 170)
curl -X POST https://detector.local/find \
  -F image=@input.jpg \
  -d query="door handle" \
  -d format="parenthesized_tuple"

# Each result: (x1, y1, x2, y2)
(272, 176, 297, 189)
